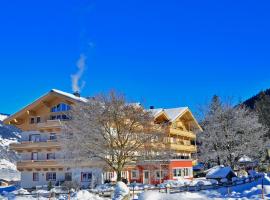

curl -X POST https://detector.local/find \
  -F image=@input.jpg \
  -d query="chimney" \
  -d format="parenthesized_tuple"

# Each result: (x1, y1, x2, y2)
(73, 91, 80, 97)
(149, 106, 155, 109)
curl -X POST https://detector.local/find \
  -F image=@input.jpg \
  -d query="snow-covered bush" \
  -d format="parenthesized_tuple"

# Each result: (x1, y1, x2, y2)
(112, 181, 130, 200)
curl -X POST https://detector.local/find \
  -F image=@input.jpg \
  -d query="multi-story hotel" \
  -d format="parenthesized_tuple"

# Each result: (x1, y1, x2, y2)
(4, 89, 202, 188)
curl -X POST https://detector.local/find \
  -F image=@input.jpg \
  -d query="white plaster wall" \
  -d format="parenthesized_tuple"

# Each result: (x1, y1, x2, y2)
(20, 168, 103, 189)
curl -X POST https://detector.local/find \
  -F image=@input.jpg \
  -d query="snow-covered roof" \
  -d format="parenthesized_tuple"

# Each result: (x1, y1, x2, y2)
(51, 89, 88, 102)
(148, 108, 164, 117)
(148, 107, 188, 122)
(206, 166, 236, 179)
(238, 155, 252, 163)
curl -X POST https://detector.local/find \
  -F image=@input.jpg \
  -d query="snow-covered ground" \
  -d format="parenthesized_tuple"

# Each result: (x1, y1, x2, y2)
(1, 174, 270, 199)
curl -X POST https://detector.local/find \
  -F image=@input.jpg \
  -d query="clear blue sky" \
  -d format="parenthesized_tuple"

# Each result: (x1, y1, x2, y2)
(0, 0, 270, 115)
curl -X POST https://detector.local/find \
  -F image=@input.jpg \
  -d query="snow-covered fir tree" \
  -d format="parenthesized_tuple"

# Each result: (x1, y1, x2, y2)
(198, 95, 269, 168)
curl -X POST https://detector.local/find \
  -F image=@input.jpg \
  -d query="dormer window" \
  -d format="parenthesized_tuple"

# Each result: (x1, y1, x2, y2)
(51, 103, 71, 112)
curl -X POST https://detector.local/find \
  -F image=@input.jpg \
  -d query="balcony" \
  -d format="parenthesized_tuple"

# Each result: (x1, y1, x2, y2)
(169, 143, 196, 152)
(17, 160, 63, 169)
(168, 128, 196, 139)
(10, 140, 61, 151)
(36, 119, 63, 129)
(16, 159, 105, 170)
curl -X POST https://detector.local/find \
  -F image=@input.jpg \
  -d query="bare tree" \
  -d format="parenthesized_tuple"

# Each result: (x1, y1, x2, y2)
(61, 91, 165, 181)
(198, 95, 269, 168)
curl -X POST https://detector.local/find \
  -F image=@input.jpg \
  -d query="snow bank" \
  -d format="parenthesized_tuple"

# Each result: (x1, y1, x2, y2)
(112, 181, 130, 200)
(74, 190, 108, 200)
(138, 191, 210, 200)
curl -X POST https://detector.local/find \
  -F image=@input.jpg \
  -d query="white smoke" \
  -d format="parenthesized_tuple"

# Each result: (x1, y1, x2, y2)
(71, 54, 86, 93)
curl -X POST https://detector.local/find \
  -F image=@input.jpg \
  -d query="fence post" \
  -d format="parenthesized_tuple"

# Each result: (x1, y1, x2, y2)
(262, 178, 264, 199)
(132, 184, 135, 200)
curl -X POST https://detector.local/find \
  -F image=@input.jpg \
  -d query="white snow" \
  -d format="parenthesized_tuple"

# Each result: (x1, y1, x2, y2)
(0, 159, 20, 181)
(239, 155, 252, 163)
(148, 107, 188, 122)
(0, 136, 18, 147)
(0, 159, 17, 170)
(0, 114, 8, 121)
(112, 181, 130, 200)
(51, 89, 88, 103)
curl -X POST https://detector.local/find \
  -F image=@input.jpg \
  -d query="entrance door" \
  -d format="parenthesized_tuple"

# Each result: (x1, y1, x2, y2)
(143, 170, 150, 184)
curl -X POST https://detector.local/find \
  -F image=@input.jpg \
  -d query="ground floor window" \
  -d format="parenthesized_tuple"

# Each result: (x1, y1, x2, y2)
(81, 172, 92, 182)
(155, 170, 166, 179)
(131, 170, 139, 179)
(46, 172, 56, 181)
(33, 172, 39, 181)
(173, 168, 192, 177)
(65, 172, 72, 181)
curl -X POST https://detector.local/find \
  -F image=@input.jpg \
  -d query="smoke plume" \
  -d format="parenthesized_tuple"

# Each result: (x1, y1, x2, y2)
(71, 54, 86, 93)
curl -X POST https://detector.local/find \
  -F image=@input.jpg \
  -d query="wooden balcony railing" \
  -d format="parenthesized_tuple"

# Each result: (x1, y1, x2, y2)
(168, 128, 196, 139)
(10, 140, 61, 151)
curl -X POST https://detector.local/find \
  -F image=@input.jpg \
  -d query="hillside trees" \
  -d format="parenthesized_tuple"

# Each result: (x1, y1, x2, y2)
(198, 95, 269, 168)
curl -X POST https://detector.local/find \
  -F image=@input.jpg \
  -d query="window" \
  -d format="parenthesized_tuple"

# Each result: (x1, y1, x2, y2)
(49, 133, 57, 141)
(131, 170, 139, 179)
(29, 134, 41, 142)
(31, 152, 38, 160)
(65, 172, 72, 181)
(50, 114, 70, 121)
(36, 117, 41, 123)
(47, 153, 56, 160)
(33, 172, 39, 181)
(81, 172, 92, 182)
(30, 117, 35, 124)
(51, 103, 71, 113)
(155, 170, 165, 179)
(173, 168, 191, 177)
(173, 168, 182, 177)
(46, 172, 56, 181)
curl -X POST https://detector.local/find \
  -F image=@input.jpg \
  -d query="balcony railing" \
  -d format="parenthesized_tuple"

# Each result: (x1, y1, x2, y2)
(16, 159, 105, 170)
(168, 143, 196, 152)
(168, 128, 196, 139)
(10, 140, 61, 151)
(36, 119, 63, 129)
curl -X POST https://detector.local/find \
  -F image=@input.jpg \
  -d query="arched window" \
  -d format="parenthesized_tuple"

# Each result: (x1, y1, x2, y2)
(51, 103, 71, 112)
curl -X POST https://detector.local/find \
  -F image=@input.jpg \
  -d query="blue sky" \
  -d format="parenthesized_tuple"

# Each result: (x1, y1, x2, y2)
(0, 0, 270, 115)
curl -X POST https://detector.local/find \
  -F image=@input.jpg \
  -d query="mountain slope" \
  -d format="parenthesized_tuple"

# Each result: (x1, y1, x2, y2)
(243, 88, 270, 109)
(0, 114, 21, 181)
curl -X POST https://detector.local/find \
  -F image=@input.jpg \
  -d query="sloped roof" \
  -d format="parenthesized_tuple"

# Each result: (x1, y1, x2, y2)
(4, 89, 88, 123)
(206, 166, 236, 179)
(148, 107, 188, 121)
(148, 107, 202, 131)
(51, 89, 88, 102)
(163, 107, 188, 121)
(238, 155, 252, 163)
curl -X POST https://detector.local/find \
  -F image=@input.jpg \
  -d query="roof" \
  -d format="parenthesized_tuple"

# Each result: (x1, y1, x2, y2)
(148, 107, 188, 121)
(238, 155, 252, 163)
(3, 89, 88, 123)
(51, 89, 88, 102)
(148, 107, 202, 131)
(206, 166, 236, 179)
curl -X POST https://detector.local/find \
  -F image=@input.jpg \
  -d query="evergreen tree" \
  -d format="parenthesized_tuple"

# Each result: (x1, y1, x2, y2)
(255, 92, 270, 138)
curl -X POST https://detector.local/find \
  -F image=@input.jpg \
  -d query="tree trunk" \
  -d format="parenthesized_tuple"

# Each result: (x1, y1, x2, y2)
(117, 170, 122, 182)
(217, 156, 221, 165)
